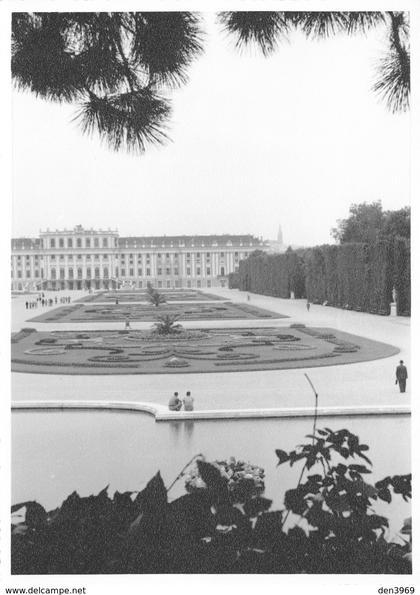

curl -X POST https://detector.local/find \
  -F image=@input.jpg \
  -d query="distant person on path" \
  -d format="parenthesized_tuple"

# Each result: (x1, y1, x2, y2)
(168, 392, 182, 411)
(183, 391, 194, 411)
(247, 294, 250, 302)
(124, 316, 131, 330)
(25, 301, 28, 309)
(396, 360, 408, 393)
(306, 300, 311, 312)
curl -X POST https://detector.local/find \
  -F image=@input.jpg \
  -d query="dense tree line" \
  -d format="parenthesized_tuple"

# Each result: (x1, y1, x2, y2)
(232, 237, 410, 316)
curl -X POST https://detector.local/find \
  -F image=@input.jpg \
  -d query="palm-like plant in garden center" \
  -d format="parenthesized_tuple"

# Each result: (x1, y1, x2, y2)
(153, 313, 182, 335)
(12, 11, 409, 153)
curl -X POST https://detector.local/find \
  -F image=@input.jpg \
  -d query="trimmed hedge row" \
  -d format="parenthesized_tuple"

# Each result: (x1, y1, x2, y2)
(233, 238, 410, 316)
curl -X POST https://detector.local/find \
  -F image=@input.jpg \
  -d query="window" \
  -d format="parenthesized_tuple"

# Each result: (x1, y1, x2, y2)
(138, 268, 142, 276)
(60, 255, 64, 260)
(129, 268, 134, 277)
(68, 238, 73, 248)
(50, 239, 55, 248)
(76, 238, 82, 248)
(94, 238, 99, 248)
(95, 268, 100, 278)
(166, 281, 171, 288)
(166, 253, 170, 258)
(115, 267, 119, 277)
(197, 280, 201, 288)
(196, 252, 200, 257)
(157, 268, 162, 275)
(59, 238, 64, 248)
(186, 252, 191, 258)
(207, 280, 211, 288)
(166, 268, 170, 275)
(220, 252, 225, 258)
(206, 252, 210, 258)
(68, 255, 73, 261)
(146, 253, 150, 259)
(86, 255, 91, 261)
(69, 268, 74, 279)
(157, 253, 162, 258)
(86, 268, 91, 278)
(220, 267, 225, 276)
(186, 267, 191, 276)
(196, 267, 201, 275)
(103, 254, 108, 260)
(121, 268, 125, 277)
(234, 252, 238, 257)
(138, 281, 143, 288)
(51, 255, 56, 261)
(86, 238, 91, 248)
(103, 268, 109, 278)
(77, 255, 82, 260)
(17, 271, 22, 278)
(174, 268, 178, 276)
(60, 268, 65, 279)
(35, 270, 39, 278)
(40, 269, 44, 278)
(207, 267, 211, 276)
(158, 281, 162, 288)
(146, 268, 151, 276)
(26, 270, 31, 278)
(94, 255, 99, 260)
(103, 238, 108, 248)
(51, 268, 56, 280)
(77, 268, 82, 279)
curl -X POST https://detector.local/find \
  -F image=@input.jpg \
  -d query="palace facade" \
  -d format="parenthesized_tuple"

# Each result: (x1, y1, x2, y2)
(11, 225, 268, 291)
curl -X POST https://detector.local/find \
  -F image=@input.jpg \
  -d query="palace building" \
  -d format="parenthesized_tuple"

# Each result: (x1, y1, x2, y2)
(11, 225, 268, 291)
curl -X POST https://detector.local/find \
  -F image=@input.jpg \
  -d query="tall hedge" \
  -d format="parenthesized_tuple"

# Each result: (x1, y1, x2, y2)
(237, 240, 410, 316)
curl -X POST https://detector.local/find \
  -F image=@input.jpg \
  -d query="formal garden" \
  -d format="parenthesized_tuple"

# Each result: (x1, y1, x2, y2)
(76, 289, 225, 303)
(11, 325, 398, 375)
(27, 301, 283, 323)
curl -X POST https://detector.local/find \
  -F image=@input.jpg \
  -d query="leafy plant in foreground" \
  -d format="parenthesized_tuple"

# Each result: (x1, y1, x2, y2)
(11, 429, 411, 574)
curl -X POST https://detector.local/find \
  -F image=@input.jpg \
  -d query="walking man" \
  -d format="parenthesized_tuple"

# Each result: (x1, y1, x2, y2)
(306, 300, 311, 312)
(395, 360, 408, 393)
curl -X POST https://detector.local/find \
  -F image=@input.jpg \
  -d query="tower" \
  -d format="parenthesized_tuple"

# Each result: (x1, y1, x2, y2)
(277, 225, 283, 246)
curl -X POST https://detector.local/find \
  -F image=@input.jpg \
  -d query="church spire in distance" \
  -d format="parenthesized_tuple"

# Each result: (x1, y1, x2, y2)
(277, 224, 283, 245)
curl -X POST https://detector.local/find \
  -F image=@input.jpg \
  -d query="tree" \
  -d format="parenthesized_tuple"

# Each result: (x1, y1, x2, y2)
(153, 313, 182, 335)
(146, 284, 166, 307)
(12, 13, 204, 153)
(331, 201, 385, 244)
(331, 202, 410, 244)
(382, 206, 410, 240)
(12, 11, 410, 154)
(218, 11, 410, 113)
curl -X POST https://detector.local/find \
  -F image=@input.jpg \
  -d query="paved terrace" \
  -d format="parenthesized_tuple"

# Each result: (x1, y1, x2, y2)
(12, 288, 410, 412)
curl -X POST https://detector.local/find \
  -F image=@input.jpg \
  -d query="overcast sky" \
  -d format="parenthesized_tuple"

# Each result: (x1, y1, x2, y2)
(12, 14, 410, 246)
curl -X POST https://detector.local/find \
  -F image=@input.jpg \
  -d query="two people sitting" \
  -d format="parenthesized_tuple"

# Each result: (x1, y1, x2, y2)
(168, 391, 194, 412)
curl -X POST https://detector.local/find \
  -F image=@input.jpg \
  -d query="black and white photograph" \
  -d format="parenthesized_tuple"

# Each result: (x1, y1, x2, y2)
(2, 0, 417, 591)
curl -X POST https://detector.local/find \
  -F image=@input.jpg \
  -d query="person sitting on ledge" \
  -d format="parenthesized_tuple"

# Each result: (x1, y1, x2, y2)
(183, 391, 194, 411)
(168, 392, 182, 411)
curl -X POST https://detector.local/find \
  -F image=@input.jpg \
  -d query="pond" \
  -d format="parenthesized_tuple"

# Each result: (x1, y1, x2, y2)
(12, 410, 411, 535)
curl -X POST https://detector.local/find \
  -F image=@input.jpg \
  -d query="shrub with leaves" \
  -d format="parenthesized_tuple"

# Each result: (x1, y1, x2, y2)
(11, 429, 411, 574)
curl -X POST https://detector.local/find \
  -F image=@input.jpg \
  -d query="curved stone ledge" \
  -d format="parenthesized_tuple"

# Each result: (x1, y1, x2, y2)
(12, 400, 411, 422)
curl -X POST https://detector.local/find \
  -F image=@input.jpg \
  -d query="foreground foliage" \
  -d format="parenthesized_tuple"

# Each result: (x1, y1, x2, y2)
(11, 428, 411, 574)
(12, 12, 409, 153)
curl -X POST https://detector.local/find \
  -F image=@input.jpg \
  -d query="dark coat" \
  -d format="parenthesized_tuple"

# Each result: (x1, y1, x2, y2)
(396, 364, 408, 380)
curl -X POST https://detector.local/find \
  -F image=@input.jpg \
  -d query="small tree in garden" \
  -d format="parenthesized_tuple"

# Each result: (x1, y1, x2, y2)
(153, 313, 182, 335)
(146, 283, 166, 307)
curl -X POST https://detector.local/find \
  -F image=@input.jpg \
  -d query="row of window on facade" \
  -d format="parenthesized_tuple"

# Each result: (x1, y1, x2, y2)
(14, 251, 239, 261)
(44, 237, 115, 249)
(13, 265, 226, 279)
